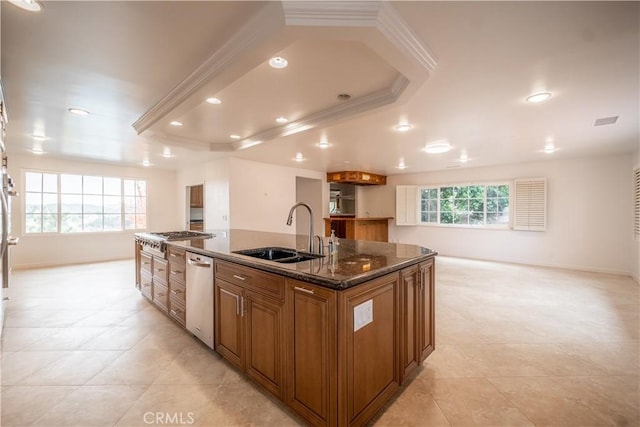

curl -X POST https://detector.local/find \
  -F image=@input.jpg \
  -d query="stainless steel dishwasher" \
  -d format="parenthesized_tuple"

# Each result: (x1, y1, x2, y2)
(186, 252, 214, 349)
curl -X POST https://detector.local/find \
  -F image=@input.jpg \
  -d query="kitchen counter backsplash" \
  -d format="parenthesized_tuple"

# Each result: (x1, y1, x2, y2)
(166, 229, 436, 289)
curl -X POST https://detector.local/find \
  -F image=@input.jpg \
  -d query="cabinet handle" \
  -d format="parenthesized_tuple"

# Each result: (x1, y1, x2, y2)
(155, 268, 165, 273)
(220, 288, 240, 315)
(170, 270, 183, 275)
(156, 292, 166, 297)
(142, 261, 150, 265)
(294, 286, 314, 295)
(232, 274, 246, 281)
(170, 289, 183, 295)
(241, 296, 245, 317)
(142, 283, 150, 288)
(170, 309, 183, 315)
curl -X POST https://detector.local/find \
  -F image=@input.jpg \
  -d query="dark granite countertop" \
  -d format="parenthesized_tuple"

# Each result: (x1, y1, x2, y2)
(152, 229, 437, 290)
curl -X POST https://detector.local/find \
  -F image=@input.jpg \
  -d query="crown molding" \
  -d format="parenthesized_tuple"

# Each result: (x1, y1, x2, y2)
(376, 2, 437, 72)
(132, 2, 285, 134)
(133, 1, 437, 152)
(281, 1, 381, 26)
(230, 75, 408, 151)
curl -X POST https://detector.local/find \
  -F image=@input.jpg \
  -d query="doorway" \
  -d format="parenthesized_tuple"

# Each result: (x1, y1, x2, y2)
(186, 184, 204, 231)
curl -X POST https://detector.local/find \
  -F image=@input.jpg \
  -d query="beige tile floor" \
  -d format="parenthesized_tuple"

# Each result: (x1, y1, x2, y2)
(0, 257, 638, 426)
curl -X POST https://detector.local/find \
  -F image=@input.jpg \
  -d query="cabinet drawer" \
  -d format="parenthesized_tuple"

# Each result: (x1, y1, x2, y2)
(168, 263, 186, 284)
(140, 271, 153, 300)
(153, 281, 169, 313)
(215, 260, 284, 300)
(167, 246, 186, 265)
(169, 298, 186, 327)
(169, 280, 186, 306)
(153, 258, 168, 285)
(140, 252, 153, 275)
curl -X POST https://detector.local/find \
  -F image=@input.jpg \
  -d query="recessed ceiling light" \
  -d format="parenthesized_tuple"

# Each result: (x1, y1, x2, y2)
(32, 134, 47, 141)
(8, 0, 42, 12)
(397, 159, 408, 169)
(269, 56, 288, 69)
(459, 150, 469, 163)
(170, 121, 183, 127)
(318, 137, 329, 149)
(275, 117, 288, 124)
(294, 152, 305, 162)
(544, 142, 556, 154)
(206, 97, 222, 105)
(31, 146, 44, 155)
(230, 134, 241, 140)
(162, 148, 174, 158)
(68, 108, 89, 116)
(424, 140, 451, 154)
(394, 123, 412, 132)
(142, 159, 151, 167)
(525, 92, 552, 103)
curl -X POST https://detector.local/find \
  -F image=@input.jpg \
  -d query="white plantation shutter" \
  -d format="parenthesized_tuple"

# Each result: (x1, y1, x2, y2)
(396, 185, 417, 225)
(513, 178, 547, 231)
(634, 168, 640, 240)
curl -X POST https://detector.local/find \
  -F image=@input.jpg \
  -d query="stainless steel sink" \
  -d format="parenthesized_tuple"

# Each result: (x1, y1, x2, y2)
(233, 247, 324, 263)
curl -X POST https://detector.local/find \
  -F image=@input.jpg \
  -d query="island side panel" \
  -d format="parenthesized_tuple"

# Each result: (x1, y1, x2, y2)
(338, 272, 400, 427)
(285, 280, 338, 427)
(419, 259, 436, 361)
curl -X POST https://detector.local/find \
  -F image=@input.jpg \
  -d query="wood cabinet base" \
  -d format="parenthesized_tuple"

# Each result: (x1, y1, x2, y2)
(214, 259, 435, 427)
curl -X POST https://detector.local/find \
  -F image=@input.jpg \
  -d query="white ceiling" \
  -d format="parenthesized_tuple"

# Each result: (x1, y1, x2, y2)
(2, 1, 638, 175)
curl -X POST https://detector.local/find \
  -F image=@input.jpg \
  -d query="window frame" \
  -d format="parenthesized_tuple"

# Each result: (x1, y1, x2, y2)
(23, 169, 148, 235)
(417, 181, 512, 229)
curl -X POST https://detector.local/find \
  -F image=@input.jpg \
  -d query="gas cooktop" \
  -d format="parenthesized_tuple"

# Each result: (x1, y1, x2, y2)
(138, 231, 214, 241)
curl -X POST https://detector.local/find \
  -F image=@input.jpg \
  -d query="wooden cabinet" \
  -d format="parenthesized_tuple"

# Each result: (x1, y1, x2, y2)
(189, 222, 204, 231)
(285, 280, 337, 427)
(139, 251, 153, 300)
(418, 259, 435, 361)
(152, 258, 169, 313)
(324, 218, 391, 242)
(399, 260, 435, 382)
(190, 185, 203, 208)
(214, 260, 286, 398)
(399, 264, 419, 381)
(327, 171, 386, 185)
(167, 246, 187, 326)
(338, 272, 400, 426)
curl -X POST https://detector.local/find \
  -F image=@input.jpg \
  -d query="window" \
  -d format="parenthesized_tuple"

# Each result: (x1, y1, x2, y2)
(418, 183, 510, 227)
(24, 171, 147, 234)
(25, 172, 58, 233)
(124, 179, 147, 230)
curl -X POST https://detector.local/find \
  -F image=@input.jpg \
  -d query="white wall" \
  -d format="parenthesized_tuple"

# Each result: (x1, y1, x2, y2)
(9, 154, 180, 268)
(228, 158, 326, 234)
(362, 154, 635, 276)
(295, 176, 324, 239)
(176, 157, 230, 230)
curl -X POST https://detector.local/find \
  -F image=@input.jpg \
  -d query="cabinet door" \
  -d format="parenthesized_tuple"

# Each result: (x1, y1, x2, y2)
(286, 280, 337, 427)
(339, 273, 399, 427)
(418, 260, 435, 361)
(215, 279, 243, 369)
(244, 291, 284, 398)
(400, 265, 419, 381)
(140, 271, 153, 300)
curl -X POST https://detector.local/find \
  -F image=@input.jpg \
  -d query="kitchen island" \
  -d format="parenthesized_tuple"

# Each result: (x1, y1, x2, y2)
(134, 229, 436, 427)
